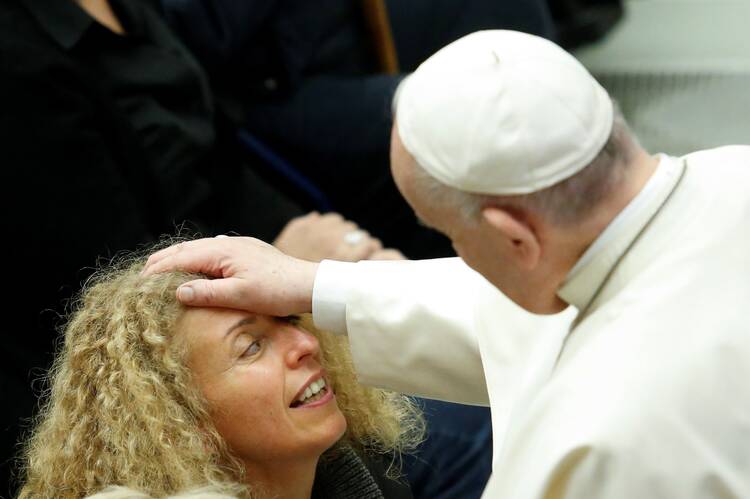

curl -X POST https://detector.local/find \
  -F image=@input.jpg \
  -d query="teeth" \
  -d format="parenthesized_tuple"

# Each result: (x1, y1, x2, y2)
(297, 378, 327, 404)
(314, 378, 326, 393)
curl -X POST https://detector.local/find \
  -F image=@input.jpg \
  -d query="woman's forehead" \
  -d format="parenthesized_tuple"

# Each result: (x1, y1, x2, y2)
(178, 307, 259, 343)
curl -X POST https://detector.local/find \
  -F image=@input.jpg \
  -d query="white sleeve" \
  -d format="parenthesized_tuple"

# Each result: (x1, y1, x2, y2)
(313, 257, 490, 405)
(312, 259, 355, 335)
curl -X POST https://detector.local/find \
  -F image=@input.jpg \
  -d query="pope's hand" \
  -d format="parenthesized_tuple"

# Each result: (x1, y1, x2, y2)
(141, 237, 318, 316)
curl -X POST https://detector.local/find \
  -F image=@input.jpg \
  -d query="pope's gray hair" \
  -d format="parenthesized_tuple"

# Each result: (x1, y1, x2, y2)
(408, 102, 638, 226)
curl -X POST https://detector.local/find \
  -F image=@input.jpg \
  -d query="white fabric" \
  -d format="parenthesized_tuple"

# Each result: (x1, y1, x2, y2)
(312, 146, 750, 498)
(396, 30, 613, 194)
(312, 259, 351, 335)
(560, 153, 685, 312)
(328, 258, 492, 404)
(565, 153, 673, 279)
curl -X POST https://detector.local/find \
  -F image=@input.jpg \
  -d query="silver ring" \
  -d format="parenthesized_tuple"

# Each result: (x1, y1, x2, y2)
(343, 230, 366, 246)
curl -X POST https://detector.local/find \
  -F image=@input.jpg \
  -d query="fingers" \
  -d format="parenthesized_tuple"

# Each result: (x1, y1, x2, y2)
(140, 235, 316, 316)
(141, 236, 258, 277)
(143, 241, 188, 275)
(368, 248, 408, 260)
(320, 212, 343, 222)
(333, 229, 383, 261)
(272, 211, 388, 262)
(142, 246, 215, 277)
(176, 277, 248, 309)
(357, 233, 383, 257)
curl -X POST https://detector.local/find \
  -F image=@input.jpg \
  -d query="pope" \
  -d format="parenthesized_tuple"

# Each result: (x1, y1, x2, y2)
(143, 31, 750, 498)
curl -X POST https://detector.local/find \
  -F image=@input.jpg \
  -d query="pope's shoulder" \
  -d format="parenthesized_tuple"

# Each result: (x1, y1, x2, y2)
(674, 145, 750, 219)
(682, 144, 750, 172)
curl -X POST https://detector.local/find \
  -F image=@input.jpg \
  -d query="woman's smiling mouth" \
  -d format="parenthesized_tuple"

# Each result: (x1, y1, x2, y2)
(290, 377, 334, 408)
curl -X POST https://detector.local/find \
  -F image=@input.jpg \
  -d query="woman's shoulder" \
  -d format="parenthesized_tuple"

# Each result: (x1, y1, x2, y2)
(361, 451, 414, 499)
(313, 447, 413, 499)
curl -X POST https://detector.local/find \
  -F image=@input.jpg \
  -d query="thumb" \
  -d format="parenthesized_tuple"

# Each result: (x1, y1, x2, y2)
(177, 278, 250, 310)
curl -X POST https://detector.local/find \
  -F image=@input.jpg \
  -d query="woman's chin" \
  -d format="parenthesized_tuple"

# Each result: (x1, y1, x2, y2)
(283, 401, 348, 456)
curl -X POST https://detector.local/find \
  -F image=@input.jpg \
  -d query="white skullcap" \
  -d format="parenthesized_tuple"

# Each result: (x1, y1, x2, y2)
(395, 30, 614, 195)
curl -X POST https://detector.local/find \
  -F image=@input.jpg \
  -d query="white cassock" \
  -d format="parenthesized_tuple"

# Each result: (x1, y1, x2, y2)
(313, 146, 750, 498)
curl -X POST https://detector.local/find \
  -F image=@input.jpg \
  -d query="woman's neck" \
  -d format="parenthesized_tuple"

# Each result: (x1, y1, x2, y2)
(245, 457, 318, 499)
(74, 0, 126, 35)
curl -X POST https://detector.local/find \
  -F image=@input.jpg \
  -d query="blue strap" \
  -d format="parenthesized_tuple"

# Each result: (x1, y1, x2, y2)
(236, 128, 334, 212)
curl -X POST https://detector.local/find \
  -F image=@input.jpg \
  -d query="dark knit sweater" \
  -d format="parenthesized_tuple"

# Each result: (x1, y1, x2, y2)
(312, 447, 411, 499)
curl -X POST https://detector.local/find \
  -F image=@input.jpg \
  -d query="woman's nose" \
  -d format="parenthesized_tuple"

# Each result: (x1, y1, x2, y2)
(282, 326, 320, 367)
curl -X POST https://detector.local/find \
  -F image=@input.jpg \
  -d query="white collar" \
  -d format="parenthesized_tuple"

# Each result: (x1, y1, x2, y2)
(557, 154, 686, 314)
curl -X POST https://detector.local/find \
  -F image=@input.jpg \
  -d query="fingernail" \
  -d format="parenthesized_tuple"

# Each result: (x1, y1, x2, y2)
(178, 286, 195, 302)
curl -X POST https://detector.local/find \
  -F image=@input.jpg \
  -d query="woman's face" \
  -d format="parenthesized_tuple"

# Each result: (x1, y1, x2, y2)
(178, 308, 347, 467)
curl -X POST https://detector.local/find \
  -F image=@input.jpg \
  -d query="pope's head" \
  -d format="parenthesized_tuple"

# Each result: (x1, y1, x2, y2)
(390, 30, 654, 314)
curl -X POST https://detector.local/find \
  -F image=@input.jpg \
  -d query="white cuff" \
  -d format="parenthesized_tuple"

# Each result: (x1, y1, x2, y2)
(312, 260, 356, 335)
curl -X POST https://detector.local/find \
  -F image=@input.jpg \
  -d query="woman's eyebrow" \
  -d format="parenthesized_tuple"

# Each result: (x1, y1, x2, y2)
(224, 316, 257, 339)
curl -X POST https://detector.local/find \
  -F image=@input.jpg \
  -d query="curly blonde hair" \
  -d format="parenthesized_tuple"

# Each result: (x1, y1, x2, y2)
(18, 250, 423, 499)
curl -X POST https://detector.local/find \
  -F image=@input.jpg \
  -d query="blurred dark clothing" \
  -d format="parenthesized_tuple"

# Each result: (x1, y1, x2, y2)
(404, 400, 493, 499)
(161, 0, 556, 259)
(1, 0, 302, 494)
(547, 0, 623, 50)
(387, 0, 556, 72)
(3, 0, 303, 356)
(161, 0, 377, 101)
(316, 447, 413, 499)
(161, 0, 555, 99)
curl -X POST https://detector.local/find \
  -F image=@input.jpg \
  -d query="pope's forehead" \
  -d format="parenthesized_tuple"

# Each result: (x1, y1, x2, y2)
(390, 123, 420, 181)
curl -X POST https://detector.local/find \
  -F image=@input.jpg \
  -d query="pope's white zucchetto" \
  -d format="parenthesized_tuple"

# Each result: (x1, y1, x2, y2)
(395, 30, 614, 195)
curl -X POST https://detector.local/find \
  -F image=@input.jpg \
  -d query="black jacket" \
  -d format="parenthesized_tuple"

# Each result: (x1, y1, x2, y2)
(1, 2, 301, 494)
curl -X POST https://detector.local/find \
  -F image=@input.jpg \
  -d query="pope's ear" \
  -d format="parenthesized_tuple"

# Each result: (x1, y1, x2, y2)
(481, 206, 540, 270)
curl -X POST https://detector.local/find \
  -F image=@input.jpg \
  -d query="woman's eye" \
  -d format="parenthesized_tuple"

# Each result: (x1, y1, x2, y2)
(242, 340, 262, 358)
(280, 314, 301, 325)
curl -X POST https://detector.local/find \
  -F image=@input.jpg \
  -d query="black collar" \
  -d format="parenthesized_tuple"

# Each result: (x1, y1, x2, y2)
(22, 0, 94, 51)
(22, 0, 156, 50)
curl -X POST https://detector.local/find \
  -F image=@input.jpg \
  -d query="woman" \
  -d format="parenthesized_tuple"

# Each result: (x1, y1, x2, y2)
(18, 248, 422, 498)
